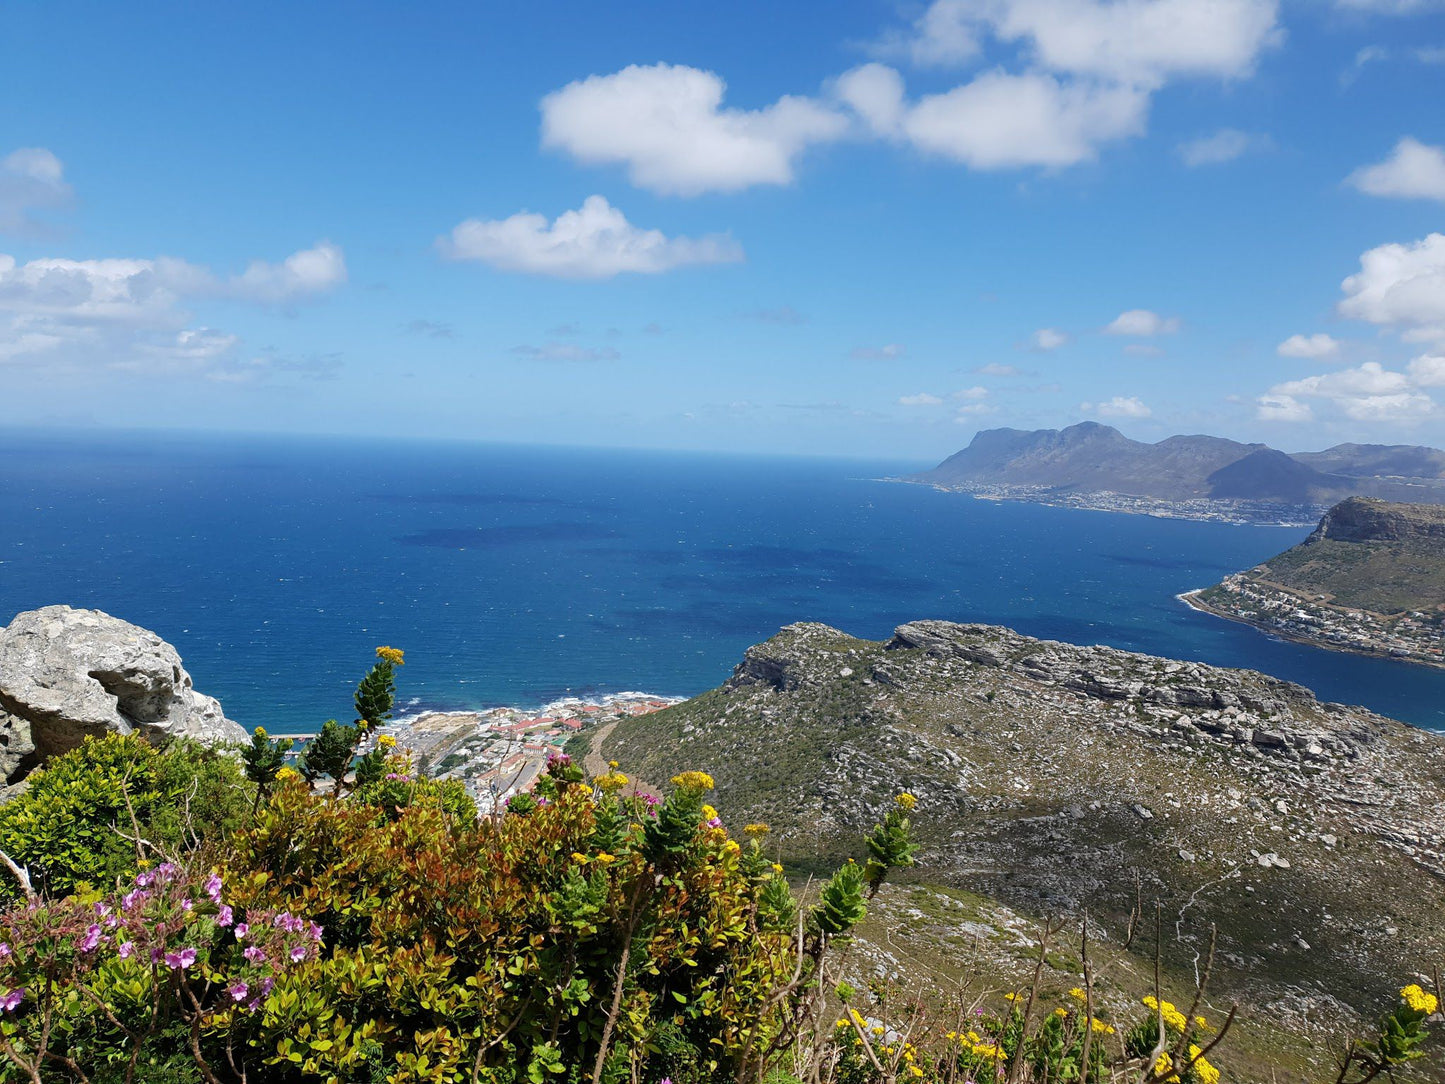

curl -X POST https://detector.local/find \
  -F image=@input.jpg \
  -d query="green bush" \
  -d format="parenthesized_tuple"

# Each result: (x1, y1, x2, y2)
(0, 733, 250, 900)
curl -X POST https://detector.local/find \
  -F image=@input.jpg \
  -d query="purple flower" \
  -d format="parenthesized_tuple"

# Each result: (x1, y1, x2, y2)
(0, 943, 10, 958)
(706, 817, 722, 829)
(217, 905, 234, 927)
(205, 872, 223, 903)
(243, 946, 266, 965)
(258, 976, 274, 996)
(134, 871, 152, 889)
(245, 997, 261, 1013)
(118, 941, 135, 959)
(164, 947, 197, 971)
(79, 924, 102, 953)
(181, 897, 194, 911)
(233, 922, 249, 941)
(156, 862, 177, 882)
(121, 888, 147, 912)
(308, 922, 323, 942)
(0, 988, 23, 1013)
(289, 944, 307, 962)
(228, 980, 249, 1002)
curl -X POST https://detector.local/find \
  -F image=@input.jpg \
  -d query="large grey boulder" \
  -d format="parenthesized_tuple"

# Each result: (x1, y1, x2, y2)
(0, 606, 246, 782)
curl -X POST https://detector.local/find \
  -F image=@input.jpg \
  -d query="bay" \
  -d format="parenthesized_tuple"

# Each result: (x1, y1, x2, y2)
(2, 428, 1442, 732)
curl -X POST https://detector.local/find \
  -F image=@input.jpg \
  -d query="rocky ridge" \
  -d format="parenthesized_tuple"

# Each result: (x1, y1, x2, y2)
(0, 606, 245, 787)
(603, 619, 1445, 1053)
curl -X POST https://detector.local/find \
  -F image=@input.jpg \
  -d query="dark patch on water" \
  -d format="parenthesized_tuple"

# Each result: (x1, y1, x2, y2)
(398, 523, 622, 548)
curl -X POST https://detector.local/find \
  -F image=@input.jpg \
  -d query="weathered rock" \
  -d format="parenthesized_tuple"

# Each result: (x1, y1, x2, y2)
(0, 606, 245, 780)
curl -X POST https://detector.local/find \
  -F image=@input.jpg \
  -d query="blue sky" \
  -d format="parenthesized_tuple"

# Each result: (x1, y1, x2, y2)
(2, 0, 1444, 459)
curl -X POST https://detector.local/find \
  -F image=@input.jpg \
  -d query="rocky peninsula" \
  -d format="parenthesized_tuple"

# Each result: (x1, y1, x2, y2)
(1185, 497, 1445, 668)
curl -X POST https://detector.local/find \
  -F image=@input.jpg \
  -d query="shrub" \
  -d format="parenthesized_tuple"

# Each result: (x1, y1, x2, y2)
(0, 734, 249, 901)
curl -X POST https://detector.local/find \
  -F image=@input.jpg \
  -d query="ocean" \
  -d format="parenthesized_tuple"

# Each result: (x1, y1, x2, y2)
(3, 428, 1443, 732)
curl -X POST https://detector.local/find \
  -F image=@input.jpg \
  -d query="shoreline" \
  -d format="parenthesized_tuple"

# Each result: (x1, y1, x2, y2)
(880, 478, 1320, 528)
(1178, 588, 1445, 672)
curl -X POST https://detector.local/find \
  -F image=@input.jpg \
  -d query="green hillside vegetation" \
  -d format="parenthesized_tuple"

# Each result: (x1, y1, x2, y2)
(1248, 536, 1445, 615)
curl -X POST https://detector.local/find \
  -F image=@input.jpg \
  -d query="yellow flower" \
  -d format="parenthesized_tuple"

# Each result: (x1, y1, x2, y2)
(972, 1043, 1003, 1059)
(571, 852, 589, 864)
(1090, 1018, 1115, 1035)
(1189, 1046, 1220, 1084)
(275, 765, 300, 782)
(702, 804, 719, 820)
(909, 1065, 924, 1078)
(594, 770, 629, 793)
(377, 733, 397, 749)
(1068, 987, 1087, 1001)
(594, 852, 617, 865)
(722, 840, 741, 855)
(771, 863, 784, 873)
(895, 792, 917, 811)
(1401, 984, 1438, 1015)
(744, 822, 770, 836)
(671, 770, 715, 791)
(1053, 1007, 1068, 1017)
(136, 858, 151, 870)
(1142, 995, 1187, 1032)
(1003, 991, 1020, 1002)
(1194, 1015, 1210, 1030)
(1153, 1052, 1181, 1083)
(608, 760, 619, 769)
(375, 646, 405, 666)
(253, 726, 268, 739)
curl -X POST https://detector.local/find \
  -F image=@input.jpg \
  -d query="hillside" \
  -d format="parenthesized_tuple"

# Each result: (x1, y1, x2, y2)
(913, 424, 1445, 520)
(1188, 497, 1445, 667)
(599, 619, 1445, 1077)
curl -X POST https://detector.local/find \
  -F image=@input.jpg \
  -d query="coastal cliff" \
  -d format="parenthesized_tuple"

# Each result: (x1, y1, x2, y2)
(1187, 497, 1445, 667)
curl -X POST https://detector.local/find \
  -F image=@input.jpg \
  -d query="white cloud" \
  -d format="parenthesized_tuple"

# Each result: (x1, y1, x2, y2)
(976, 362, 1022, 375)
(1124, 343, 1165, 357)
(1407, 353, 1445, 386)
(899, 392, 944, 405)
(0, 147, 70, 234)
(893, 69, 1150, 169)
(1277, 333, 1341, 359)
(0, 241, 345, 372)
(227, 241, 347, 303)
(1270, 360, 1435, 421)
(1083, 394, 1152, 418)
(511, 342, 621, 362)
(954, 385, 990, 400)
(1348, 138, 1445, 201)
(540, 64, 848, 196)
(1177, 128, 1268, 166)
(851, 342, 905, 359)
(1338, 232, 1445, 344)
(440, 196, 743, 279)
(1030, 327, 1069, 350)
(1255, 393, 1313, 421)
(879, 0, 1280, 84)
(1105, 309, 1180, 336)
(955, 402, 996, 417)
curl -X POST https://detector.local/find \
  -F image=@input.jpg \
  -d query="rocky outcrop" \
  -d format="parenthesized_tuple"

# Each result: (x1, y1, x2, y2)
(1307, 495, 1445, 546)
(0, 606, 245, 783)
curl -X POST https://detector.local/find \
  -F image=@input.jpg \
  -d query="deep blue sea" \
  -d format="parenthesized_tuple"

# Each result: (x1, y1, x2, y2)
(2, 428, 1443, 732)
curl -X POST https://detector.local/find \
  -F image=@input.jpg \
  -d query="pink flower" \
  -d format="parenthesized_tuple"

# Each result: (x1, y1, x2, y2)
(205, 872, 223, 903)
(217, 905, 234, 927)
(0, 988, 23, 1013)
(164, 947, 197, 971)
(233, 922, 249, 941)
(118, 941, 135, 959)
(289, 944, 307, 962)
(243, 946, 266, 965)
(0, 943, 10, 958)
(79, 924, 102, 953)
(308, 922, 323, 942)
(228, 980, 249, 1002)
(181, 898, 194, 911)
(121, 889, 147, 911)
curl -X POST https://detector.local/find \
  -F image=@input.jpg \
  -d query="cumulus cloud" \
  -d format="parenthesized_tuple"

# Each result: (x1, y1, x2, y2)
(1407, 353, 1445, 386)
(540, 64, 849, 196)
(1030, 327, 1069, 350)
(440, 196, 743, 279)
(898, 392, 944, 405)
(954, 385, 990, 400)
(1083, 395, 1152, 418)
(1277, 333, 1341, 359)
(0, 148, 71, 234)
(1255, 393, 1313, 421)
(1105, 309, 1180, 336)
(1348, 138, 1445, 201)
(511, 342, 621, 362)
(1338, 232, 1445, 344)
(878, 0, 1280, 84)
(1268, 361, 1435, 422)
(851, 342, 905, 359)
(0, 241, 346, 372)
(1177, 128, 1269, 166)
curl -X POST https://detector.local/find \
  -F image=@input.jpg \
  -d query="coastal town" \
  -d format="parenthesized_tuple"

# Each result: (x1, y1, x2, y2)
(384, 692, 681, 810)
(910, 480, 1327, 527)
(1185, 573, 1445, 669)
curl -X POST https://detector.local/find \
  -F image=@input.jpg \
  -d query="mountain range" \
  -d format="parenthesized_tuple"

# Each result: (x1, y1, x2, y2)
(914, 422, 1445, 506)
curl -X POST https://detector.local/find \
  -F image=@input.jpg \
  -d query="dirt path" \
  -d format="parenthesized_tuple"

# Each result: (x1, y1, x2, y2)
(582, 720, 618, 780)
